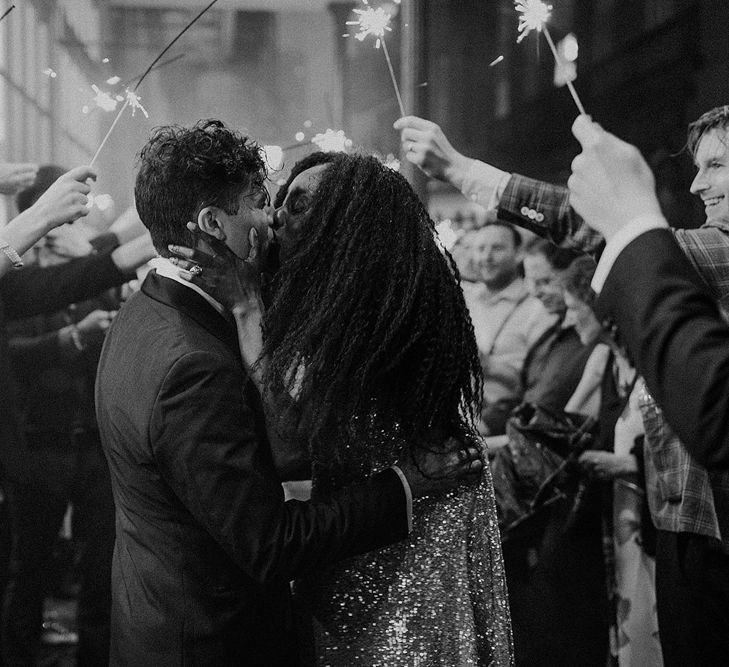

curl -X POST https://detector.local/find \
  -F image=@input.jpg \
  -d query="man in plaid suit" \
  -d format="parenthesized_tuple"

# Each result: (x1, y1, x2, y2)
(395, 108, 729, 665)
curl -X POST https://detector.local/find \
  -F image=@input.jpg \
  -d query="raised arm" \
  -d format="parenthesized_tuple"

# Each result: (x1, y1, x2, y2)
(0, 166, 96, 279)
(394, 116, 604, 254)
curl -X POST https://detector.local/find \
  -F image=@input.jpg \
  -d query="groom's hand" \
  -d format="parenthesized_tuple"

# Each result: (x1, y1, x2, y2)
(397, 435, 484, 498)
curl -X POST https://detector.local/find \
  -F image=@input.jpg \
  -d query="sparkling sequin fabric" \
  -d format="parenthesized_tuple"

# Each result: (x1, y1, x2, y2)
(298, 430, 513, 666)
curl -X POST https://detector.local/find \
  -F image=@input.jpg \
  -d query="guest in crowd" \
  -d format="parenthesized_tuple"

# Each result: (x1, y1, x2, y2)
(520, 238, 590, 412)
(458, 223, 554, 434)
(2, 165, 154, 666)
(0, 164, 155, 667)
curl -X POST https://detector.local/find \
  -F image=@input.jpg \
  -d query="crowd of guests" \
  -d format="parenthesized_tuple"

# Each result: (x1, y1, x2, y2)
(0, 103, 727, 667)
(396, 104, 729, 666)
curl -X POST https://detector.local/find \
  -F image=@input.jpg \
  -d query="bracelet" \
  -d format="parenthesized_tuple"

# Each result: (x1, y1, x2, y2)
(70, 325, 85, 352)
(0, 238, 23, 268)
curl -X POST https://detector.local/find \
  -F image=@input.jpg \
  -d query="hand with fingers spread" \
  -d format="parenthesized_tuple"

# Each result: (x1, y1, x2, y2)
(0, 162, 38, 196)
(397, 434, 485, 497)
(393, 116, 472, 184)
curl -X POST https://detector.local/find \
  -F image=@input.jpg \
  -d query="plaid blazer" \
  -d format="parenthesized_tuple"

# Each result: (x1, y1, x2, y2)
(498, 173, 729, 548)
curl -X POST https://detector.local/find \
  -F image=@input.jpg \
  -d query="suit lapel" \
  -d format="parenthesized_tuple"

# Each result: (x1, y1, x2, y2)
(141, 271, 240, 355)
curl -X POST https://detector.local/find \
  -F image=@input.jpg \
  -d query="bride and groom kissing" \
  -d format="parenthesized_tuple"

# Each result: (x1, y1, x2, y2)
(95, 119, 512, 666)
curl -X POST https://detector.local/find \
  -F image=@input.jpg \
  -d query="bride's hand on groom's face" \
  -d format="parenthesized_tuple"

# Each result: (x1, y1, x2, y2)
(398, 436, 484, 498)
(168, 222, 263, 313)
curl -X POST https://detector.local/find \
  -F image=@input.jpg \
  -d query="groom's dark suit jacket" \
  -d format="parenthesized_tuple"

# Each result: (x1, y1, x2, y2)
(95, 271, 409, 666)
(596, 229, 729, 470)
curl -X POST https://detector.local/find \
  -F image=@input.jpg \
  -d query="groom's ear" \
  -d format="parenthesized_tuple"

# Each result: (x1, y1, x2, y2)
(197, 206, 226, 241)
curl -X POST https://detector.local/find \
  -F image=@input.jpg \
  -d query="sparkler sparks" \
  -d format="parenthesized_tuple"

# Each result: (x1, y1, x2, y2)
(124, 90, 149, 118)
(90, 84, 119, 113)
(89, 0, 218, 167)
(345, 2, 393, 49)
(311, 129, 352, 153)
(514, 0, 552, 44)
(343, 0, 405, 117)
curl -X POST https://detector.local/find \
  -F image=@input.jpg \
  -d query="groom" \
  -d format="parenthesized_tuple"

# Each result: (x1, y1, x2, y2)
(95, 120, 481, 666)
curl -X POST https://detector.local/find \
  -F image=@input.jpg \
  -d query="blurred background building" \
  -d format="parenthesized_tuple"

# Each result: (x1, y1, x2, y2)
(0, 0, 726, 228)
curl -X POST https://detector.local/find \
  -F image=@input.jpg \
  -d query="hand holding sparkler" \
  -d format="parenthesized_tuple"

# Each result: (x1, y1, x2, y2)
(514, 0, 586, 115)
(393, 116, 470, 184)
(29, 166, 97, 231)
(568, 115, 662, 241)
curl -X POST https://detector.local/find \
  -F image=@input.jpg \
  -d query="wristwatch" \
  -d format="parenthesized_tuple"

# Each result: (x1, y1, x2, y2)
(0, 238, 23, 268)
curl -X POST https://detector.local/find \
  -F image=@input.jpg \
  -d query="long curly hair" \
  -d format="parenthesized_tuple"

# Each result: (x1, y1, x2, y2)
(264, 152, 482, 462)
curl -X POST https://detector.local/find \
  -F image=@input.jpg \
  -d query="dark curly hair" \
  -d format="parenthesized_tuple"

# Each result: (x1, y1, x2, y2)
(134, 119, 267, 255)
(264, 151, 483, 465)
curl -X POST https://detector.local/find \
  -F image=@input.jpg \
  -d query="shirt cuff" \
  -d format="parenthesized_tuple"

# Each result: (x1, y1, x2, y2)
(591, 214, 669, 293)
(390, 465, 413, 533)
(459, 159, 510, 211)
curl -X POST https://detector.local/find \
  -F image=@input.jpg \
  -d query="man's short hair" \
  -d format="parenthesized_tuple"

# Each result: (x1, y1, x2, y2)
(687, 105, 729, 158)
(134, 119, 266, 255)
(523, 237, 579, 271)
(463, 220, 522, 249)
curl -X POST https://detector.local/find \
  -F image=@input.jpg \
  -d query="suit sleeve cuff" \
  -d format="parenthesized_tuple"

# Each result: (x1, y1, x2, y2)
(390, 465, 413, 533)
(591, 214, 669, 293)
(458, 159, 510, 211)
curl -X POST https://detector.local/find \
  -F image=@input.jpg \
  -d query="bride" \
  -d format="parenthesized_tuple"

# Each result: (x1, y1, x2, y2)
(174, 151, 512, 666)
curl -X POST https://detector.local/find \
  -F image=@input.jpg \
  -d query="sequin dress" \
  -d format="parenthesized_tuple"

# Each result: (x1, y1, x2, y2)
(297, 429, 513, 666)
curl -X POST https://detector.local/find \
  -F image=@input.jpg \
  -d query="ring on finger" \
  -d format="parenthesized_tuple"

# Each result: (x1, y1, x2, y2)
(189, 265, 203, 277)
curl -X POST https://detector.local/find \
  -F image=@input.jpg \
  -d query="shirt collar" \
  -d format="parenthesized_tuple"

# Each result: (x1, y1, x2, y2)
(149, 257, 227, 317)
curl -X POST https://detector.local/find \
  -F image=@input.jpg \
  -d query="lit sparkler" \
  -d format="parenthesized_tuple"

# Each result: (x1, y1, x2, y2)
(89, 0, 219, 166)
(89, 89, 148, 166)
(124, 90, 149, 118)
(311, 129, 352, 153)
(89, 84, 119, 113)
(515, 0, 551, 43)
(344, 0, 405, 117)
(514, 0, 586, 115)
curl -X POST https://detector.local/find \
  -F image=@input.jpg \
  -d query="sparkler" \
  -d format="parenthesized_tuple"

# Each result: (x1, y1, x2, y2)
(89, 0, 218, 166)
(344, 0, 405, 117)
(514, 0, 586, 115)
(0, 5, 15, 23)
(311, 129, 352, 153)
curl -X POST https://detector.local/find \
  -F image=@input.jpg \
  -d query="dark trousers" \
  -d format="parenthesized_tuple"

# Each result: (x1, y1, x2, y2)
(2, 430, 115, 667)
(655, 529, 729, 667)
